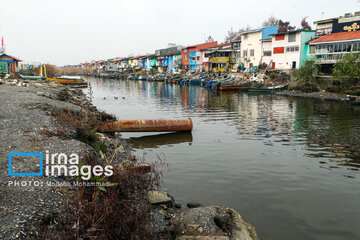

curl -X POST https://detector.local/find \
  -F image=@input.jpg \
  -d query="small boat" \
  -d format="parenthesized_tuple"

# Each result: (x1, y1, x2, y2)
(247, 85, 288, 92)
(47, 76, 88, 88)
(20, 75, 47, 80)
(47, 76, 84, 83)
(218, 82, 253, 91)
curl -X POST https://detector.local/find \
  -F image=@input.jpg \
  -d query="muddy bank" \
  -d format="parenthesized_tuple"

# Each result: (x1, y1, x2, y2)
(276, 90, 354, 101)
(0, 79, 258, 240)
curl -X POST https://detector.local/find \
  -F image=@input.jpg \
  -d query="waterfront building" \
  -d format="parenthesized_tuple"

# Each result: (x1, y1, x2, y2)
(271, 30, 316, 70)
(238, 29, 262, 69)
(314, 12, 360, 38)
(181, 41, 218, 72)
(0, 53, 21, 76)
(230, 35, 242, 70)
(165, 50, 182, 74)
(307, 31, 360, 73)
(308, 12, 360, 73)
(205, 43, 232, 72)
(155, 44, 182, 73)
(235, 26, 278, 70)
(260, 25, 278, 68)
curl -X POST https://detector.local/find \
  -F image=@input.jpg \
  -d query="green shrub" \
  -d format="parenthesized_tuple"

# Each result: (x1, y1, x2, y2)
(296, 59, 319, 83)
(289, 81, 320, 93)
(345, 88, 360, 96)
(333, 53, 360, 86)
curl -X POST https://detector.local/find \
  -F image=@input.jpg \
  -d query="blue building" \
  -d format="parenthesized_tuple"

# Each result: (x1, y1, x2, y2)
(189, 51, 197, 71)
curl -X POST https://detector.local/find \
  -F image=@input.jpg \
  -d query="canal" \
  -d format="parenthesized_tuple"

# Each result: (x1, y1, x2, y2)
(86, 77, 360, 240)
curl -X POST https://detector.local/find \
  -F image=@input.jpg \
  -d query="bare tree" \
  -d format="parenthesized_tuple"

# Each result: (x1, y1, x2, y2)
(224, 26, 250, 42)
(300, 17, 312, 30)
(225, 28, 237, 42)
(262, 15, 296, 32)
(278, 19, 296, 33)
(262, 15, 279, 27)
(206, 35, 215, 42)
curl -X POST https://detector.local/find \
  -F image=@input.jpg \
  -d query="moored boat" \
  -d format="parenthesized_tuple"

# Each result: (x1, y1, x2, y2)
(20, 75, 47, 80)
(218, 82, 253, 91)
(247, 84, 288, 92)
(47, 76, 88, 87)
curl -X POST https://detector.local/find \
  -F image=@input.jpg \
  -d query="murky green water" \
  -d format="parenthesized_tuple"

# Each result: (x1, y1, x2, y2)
(86, 77, 360, 240)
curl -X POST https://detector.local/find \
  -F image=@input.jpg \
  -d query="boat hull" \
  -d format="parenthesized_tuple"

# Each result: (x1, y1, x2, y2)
(20, 75, 46, 80)
(247, 85, 288, 92)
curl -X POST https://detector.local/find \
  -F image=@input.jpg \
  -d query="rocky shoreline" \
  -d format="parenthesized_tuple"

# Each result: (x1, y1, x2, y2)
(0, 79, 258, 240)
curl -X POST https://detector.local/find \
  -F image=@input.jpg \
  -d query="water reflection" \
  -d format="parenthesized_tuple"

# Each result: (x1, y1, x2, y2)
(86, 78, 360, 240)
(88, 78, 360, 174)
(129, 132, 193, 149)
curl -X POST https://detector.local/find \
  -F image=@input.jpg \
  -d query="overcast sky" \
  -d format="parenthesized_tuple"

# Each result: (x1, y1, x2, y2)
(0, 0, 358, 65)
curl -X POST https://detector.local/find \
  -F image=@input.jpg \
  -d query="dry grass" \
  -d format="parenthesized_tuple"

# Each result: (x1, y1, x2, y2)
(51, 106, 115, 145)
(46, 154, 162, 240)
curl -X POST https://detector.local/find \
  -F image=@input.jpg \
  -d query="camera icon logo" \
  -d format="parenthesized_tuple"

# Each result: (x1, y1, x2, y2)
(8, 150, 43, 176)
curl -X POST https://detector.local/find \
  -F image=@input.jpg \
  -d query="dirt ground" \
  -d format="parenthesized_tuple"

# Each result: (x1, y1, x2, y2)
(0, 83, 92, 239)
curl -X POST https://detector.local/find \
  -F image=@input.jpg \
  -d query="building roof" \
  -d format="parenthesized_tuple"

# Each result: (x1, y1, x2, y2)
(0, 53, 22, 61)
(183, 41, 218, 50)
(309, 31, 360, 44)
(164, 49, 182, 56)
(200, 42, 231, 51)
(208, 49, 233, 53)
(260, 38, 272, 42)
(241, 29, 261, 34)
(271, 29, 316, 36)
(313, 17, 338, 24)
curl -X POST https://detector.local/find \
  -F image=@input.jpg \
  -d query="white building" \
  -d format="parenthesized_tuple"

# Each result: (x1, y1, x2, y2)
(239, 29, 262, 69)
(271, 30, 316, 70)
(260, 39, 273, 67)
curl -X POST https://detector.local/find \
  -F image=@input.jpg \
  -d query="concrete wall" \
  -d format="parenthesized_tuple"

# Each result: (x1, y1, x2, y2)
(272, 32, 302, 70)
(240, 31, 262, 69)
(299, 31, 316, 67)
(261, 40, 273, 66)
(189, 51, 197, 71)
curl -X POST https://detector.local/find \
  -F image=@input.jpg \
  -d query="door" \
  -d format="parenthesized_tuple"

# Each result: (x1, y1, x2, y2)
(292, 61, 296, 69)
(272, 62, 275, 69)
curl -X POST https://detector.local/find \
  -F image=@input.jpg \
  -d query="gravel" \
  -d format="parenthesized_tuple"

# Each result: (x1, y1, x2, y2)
(0, 82, 92, 239)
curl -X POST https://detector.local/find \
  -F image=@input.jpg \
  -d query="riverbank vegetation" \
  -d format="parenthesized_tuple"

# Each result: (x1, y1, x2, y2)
(289, 54, 360, 96)
(19, 65, 93, 77)
(42, 89, 163, 239)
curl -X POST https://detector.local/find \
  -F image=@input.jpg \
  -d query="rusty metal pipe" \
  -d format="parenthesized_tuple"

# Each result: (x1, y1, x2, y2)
(98, 118, 193, 133)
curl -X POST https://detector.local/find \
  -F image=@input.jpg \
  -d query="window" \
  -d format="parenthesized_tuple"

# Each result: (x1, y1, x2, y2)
(232, 42, 241, 50)
(346, 43, 351, 52)
(197, 56, 200, 61)
(250, 49, 255, 56)
(353, 42, 360, 52)
(288, 33, 296, 42)
(185, 55, 188, 60)
(273, 47, 285, 54)
(263, 51, 272, 56)
(286, 45, 299, 52)
(243, 50, 248, 57)
(309, 45, 315, 54)
(275, 34, 285, 41)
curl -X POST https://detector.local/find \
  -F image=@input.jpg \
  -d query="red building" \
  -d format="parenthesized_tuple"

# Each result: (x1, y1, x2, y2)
(181, 41, 218, 72)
